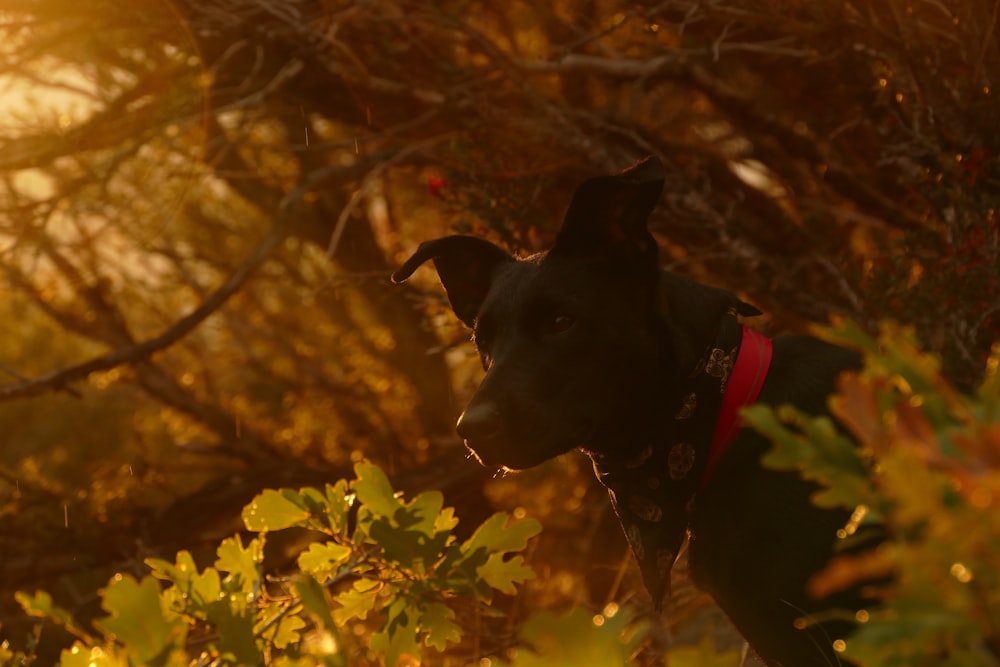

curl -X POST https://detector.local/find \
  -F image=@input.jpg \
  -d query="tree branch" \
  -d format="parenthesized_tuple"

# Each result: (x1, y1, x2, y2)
(0, 193, 304, 400)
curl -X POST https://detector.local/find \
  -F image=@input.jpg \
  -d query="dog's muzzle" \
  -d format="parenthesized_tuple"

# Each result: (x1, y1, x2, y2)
(456, 401, 504, 461)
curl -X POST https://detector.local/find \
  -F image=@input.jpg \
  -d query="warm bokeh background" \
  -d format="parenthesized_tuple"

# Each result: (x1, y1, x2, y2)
(1, 0, 998, 661)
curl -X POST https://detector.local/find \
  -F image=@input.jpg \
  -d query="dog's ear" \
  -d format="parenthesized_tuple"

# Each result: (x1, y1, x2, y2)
(550, 156, 664, 270)
(391, 235, 514, 328)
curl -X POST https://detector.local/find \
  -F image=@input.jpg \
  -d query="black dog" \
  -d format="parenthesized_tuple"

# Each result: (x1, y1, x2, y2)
(393, 157, 869, 666)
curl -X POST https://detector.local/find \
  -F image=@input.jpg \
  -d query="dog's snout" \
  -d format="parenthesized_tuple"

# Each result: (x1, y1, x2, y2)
(457, 402, 503, 443)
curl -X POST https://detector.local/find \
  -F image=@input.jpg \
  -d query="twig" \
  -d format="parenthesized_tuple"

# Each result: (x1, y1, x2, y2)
(325, 136, 449, 259)
(971, 0, 1000, 88)
(0, 178, 322, 401)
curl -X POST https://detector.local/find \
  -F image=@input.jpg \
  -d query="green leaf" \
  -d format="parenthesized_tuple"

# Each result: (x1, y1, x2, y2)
(434, 505, 459, 533)
(420, 602, 461, 650)
(58, 642, 129, 667)
(663, 633, 743, 667)
(352, 461, 402, 519)
(744, 404, 873, 509)
(205, 600, 259, 665)
(215, 534, 263, 594)
(324, 479, 354, 535)
(509, 607, 646, 667)
(370, 597, 420, 667)
(146, 551, 222, 614)
(15, 590, 89, 639)
(242, 488, 312, 532)
(456, 512, 541, 597)
(462, 512, 541, 555)
(843, 600, 976, 666)
(95, 575, 183, 664)
(256, 602, 307, 649)
(332, 579, 381, 624)
(293, 574, 337, 633)
(271, 657, 341, 667)
(243, 483, 353, 535)
(146, 551, 198, 592)
(351, 464, 461, 571)
(367, 516, 445, 570)
(478, 554, 535, 596)
(298, 486, 332, 516)
(401, 490, 445, 536)
(189, 567, 222, 610)
(297, 541, 353, 579)
(816, 318, 878, 354)
(272, 613, 307, 650)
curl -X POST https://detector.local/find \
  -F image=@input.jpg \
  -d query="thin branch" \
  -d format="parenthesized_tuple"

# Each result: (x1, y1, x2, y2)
(0, 176, 326, 401)
(518, 52, 932, 232)
(971, 0, 1000, 87)
(0, 229, 280, 399)
(326, 136, 451, 259)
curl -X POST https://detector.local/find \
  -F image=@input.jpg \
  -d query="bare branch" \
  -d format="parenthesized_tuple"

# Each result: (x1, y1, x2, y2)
(0, 179, 316, 400)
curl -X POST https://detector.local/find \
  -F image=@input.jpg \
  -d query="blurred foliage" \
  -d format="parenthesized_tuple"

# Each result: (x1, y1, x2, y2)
(745, 322, 1000, 666)
(0, 0, 998, 663)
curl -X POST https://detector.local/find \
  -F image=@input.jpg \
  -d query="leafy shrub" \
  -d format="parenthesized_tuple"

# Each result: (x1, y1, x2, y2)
(6, 462, 541, 666)
(0, 462, 726, 667)
(745, 322, 1000, 666)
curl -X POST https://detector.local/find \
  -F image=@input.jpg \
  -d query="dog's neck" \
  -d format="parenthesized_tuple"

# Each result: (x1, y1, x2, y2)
(589, 299, 753, 605)
(659, 272, 747, 373)
(579, 271, 755, 462)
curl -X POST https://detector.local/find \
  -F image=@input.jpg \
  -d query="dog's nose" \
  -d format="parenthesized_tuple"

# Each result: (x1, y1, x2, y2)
(457, 402, 503, 443)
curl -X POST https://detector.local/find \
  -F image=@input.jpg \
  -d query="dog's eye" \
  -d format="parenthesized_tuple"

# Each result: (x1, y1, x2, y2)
(545, 313, 575, 334)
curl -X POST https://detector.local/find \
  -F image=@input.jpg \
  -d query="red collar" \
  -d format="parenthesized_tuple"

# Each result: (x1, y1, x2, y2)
(698, 326, 773, 491)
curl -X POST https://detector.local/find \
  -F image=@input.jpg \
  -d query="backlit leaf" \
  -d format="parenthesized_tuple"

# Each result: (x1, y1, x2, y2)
(434, 505, 459, 533)
(420, 602, 461, 650)
(352, 461, 403, 519)
(256, 602, 307, 649)
(95, 575, 183, 664)
(147, 551, 222, 611)
(402, 490, 445, 537)
(58, 643, 129, 667)
(479, 553, 535, 596)
(146, 550, 197, 586)
(745, 404, 873, 509)
(368, 516, 450, 570)
(324, 479, 354, 535)
(293, 574, 337, 633)
(462, 512, 541, 557)
(214, 534, 263, 595)
(332, 579, 381, 624)
(297, 541, 353, 578)
(510, 607, 646, 667)
(808, 549, 896, 599)
(242, 489, 311, 532)
(370, 597, 420, 667)
(830, 372, 887, 447)
(205, 600, 259, 665)
(15, 590, 88, 639)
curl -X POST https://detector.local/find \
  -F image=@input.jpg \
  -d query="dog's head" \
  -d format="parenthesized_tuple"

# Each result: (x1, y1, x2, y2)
(392, 157, 672, 470)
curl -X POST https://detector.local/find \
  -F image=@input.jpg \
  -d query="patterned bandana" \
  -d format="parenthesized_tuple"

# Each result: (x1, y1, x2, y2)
(590, 306, 767, 607)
